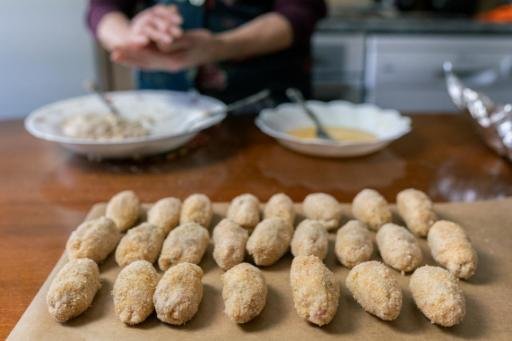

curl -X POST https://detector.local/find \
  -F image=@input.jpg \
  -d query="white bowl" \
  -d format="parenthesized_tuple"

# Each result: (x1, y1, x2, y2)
(256, 101, 411, 157)
(25, 90, 226, 159)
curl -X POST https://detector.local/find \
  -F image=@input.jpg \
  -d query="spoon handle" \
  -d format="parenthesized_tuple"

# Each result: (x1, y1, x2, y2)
(286, 88, 333, 140)
(84, 81, 121, 117)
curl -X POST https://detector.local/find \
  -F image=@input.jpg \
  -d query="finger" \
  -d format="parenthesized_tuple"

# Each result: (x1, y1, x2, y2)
(131, 14, 153, 35)
(142, 24, 173, 45)
(148, 16, 180, 38)
(153, 4, 183, 25)
(129, 34, 150, 47)
(169, 25, 183, 39)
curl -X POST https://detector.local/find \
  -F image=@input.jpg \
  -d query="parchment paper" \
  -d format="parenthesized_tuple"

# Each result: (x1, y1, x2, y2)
(8, 199, 512, 340)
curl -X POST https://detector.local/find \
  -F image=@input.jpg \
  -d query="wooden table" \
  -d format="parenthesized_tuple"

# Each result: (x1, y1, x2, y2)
(1, 114, 511, 338)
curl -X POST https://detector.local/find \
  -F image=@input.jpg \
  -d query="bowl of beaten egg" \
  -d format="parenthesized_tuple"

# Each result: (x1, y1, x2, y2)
(255, 101, 411, 157)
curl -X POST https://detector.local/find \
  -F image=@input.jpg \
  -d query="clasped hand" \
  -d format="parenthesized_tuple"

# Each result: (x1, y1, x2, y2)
(111, 5, 219, 72)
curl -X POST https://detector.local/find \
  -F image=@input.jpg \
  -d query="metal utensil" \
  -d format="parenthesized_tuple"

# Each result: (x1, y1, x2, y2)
(83, 81, 121, 117)
(183, 89, 271, 132)
(286, 88, 334, 141)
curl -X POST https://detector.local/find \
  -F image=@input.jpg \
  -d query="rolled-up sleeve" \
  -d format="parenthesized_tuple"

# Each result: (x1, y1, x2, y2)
(274, 0, 328, 46)
(86, 0, 138, 36)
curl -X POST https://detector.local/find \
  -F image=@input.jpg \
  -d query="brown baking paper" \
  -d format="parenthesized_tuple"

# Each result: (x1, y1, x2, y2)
(8, 199, 512, 340)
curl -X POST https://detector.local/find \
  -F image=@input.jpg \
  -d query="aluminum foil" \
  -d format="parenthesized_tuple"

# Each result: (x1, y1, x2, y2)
(444, 61, 512, 161)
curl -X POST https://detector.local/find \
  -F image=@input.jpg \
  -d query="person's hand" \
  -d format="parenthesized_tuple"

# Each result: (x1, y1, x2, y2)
(128, 4, 184, 51)
(111, 30, 224, 72)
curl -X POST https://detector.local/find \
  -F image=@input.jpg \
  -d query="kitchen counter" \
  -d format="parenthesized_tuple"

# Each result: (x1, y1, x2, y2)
(319, 15, 512, 34)
(1, 114, 512, 338)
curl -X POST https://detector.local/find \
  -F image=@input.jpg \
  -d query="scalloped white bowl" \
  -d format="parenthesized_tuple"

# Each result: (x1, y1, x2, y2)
(256, 101, 411, 158)
(25, 90, 226, 159)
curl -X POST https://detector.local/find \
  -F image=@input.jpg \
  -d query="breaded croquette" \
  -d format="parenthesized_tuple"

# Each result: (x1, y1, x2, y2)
(180, 194, 213, 229)
(410, 265, 466, 327)
(264, 193, 296, 226)
(147, 197, 181, 235)
(46, 258, 101, 322)
(428, 220, 478, 280)
(213, 219, 249, 271)
(227, 194, 261, 230)
(302, 193, 342, 230)
(352, 189, 392, 231)
(158, 222, 209, 271)
(106, 190, 140, 232)
(115, 222, 165, 267)
(222, 263, 267, 323)
(290, 255, 340, 326)
(346, 261, 402, 321)
(66, 216, 121, 263)
(291, 219, 328, 260)
(397, 188, 437, 237)
(335, 220, 374, 268)
(154, 263, 204, 325)
(246, 218, 293, 266)
(113, 260, 159, 325)
(376, 223, 423, 273)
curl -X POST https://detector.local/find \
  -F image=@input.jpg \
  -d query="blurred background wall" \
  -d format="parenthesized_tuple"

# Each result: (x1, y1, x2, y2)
(0, 0, 95, 120)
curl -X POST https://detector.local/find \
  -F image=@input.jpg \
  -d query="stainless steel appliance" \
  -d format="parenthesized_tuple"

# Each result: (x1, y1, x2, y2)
(313, 32, 512, 112)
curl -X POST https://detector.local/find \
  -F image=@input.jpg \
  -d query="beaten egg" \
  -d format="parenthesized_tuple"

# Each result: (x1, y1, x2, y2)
(288, 126, 377, 142)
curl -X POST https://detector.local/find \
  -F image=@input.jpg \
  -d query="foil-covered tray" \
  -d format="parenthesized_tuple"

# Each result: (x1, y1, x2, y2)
(444, 61, 512, 161)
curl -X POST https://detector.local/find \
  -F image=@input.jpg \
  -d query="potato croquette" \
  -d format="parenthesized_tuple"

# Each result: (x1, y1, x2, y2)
(428, 220, 478, 279)
(335, 220, 374, 268)
(376, 223, 423, 273)
(397, 188, 437, 237)
(46, 258, 101, 322)
(291, 219, 328, 260)
(246, 218, 293, 266)
(66, 216, 121, 263)
(113, 260, 159, 325)
(213, 219, 249, 270)
(147, 197, 181, 235)
(302, 193, 342, 230)
(352, 189, 392, 231)
(290, 255, 340, 326)
(115, 222, 165, 267)
(106, 190, 140, 232)
(227, 194, 261, 230)
(154, 263, 204, 325)
(158, 223, 209, 271)
(410, 265, 466, 327)
(264, 193, 296, 226)
(345, 261, 402, 321)
(180, 194, 213, 229)
(222, 263, 267, 323)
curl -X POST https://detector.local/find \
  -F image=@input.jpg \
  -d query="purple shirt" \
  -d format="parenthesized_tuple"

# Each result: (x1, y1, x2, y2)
(86, 0, 327, 46)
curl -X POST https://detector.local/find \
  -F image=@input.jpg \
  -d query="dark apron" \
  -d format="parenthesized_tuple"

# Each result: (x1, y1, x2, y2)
(138, 0, 311, 104)
(137, 0, 204, 91)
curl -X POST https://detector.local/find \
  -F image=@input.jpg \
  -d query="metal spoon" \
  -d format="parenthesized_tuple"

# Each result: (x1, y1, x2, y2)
(183, 89, 271, 132)
(286, 88, 334, 141)
(83, 81, 121, 117)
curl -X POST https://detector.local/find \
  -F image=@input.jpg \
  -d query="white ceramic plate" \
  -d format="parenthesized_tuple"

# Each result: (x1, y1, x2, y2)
(25, 90, 226, 159)
(256, 101, 411, 158)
